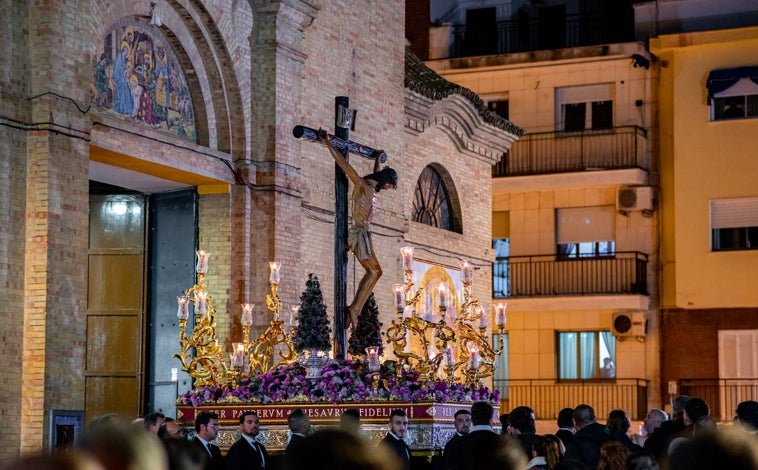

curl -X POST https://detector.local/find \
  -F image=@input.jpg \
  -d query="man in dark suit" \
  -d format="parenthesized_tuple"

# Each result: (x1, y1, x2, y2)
(380, 409, 411, 470)
(193, 411, 224, 470)
(443, 409, 471, 469)
(445, 401, 507, 470)
(226, 411, 268, 470)
(285, 408, 311, 457)
(555, 407, 575, 451)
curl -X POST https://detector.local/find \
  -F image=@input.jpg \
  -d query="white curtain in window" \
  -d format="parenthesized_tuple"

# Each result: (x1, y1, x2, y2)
(560, 333, 578, 379)
(557, 206, 615, 244)
(711, 197, 758, 229)
(580, 332, 597, 379)
(601, 331, 615, 363)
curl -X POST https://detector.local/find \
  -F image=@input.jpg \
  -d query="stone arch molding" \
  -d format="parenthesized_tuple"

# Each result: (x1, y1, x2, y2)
(406, 93, 519, 165)
(90, 0, 247, 158)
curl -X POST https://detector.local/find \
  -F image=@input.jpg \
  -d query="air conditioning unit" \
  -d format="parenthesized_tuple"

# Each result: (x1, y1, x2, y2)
(611, 311, 646, 338)
(617, 186, 654, 212)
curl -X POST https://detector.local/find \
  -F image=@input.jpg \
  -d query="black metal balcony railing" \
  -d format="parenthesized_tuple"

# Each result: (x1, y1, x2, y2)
(492, 126, 648, 178)
(495, 252, 648, 298)
(451, 11, 635, 58)
(495, 378, 649, 420)
(678, 379, 758, 421)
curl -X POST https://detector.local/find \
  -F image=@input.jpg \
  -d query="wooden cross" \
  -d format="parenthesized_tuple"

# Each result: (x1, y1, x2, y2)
(293, 97, 387, 359)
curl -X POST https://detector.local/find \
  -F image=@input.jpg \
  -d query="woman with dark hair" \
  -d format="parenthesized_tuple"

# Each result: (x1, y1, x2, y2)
(607, 410, 642, 452)
(527, 435, 562, 470)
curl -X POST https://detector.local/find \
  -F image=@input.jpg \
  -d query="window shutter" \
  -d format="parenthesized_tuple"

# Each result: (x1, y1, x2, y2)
(557, 206, 615, 244)
(711, 197, 758, 229)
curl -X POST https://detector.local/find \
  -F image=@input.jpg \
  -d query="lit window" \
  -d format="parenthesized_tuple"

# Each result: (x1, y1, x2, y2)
(558, 331, 616, 380)
(556, 206, 615, 259)
(711, 197, 758, 251)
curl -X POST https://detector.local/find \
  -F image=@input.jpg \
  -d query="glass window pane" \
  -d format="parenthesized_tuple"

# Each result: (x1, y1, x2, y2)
(748, 95, 758, 116)
(579, 332, 597, 379)
(564, 103, 586, 131)
(591, 100, 613, 129)
(559, 332, 578, 379)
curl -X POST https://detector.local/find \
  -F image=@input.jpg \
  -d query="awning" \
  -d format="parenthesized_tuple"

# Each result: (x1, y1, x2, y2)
(706, 66, 758, 100)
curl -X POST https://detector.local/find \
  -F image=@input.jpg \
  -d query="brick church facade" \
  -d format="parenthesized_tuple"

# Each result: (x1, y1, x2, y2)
(0, 0, 519, 460)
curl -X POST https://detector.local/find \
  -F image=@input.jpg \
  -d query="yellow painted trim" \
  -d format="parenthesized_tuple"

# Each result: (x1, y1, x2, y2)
(198, 184, 230, 195)
(90, 145, 229, 187)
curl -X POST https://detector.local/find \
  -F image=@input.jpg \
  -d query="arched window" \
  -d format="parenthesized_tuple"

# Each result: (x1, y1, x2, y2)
(412, 165, 462, 233)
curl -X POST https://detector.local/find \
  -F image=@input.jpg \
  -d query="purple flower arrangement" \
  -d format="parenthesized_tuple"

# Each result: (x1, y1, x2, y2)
(177, 359, 500, 406)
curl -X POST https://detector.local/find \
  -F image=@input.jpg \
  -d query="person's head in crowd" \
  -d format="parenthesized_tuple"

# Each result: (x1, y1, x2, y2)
(693, 415, 718, 435)
(388, 409, 409, 439)
(3, 452, 105, 470)
(597, 441, 630, 470)
(471, 401, 495, 426)
(533, 434, 562, 468)
(735, 400, 758, 431)
(626, 452, 659, 470)
(500, 413, 512, 435)
(144, 412, 166, 434)
(573, 404, 597, 430)
(544, 433, 566, 456)
(453, 409, 472, 435)
(239, 411, 261, 438)
(667, 427, 758, 470)
(683, 398, 710, 426)
(670, 395, 691, 421)
(340, 408, 361, 435)
(162, 438, 205, 470)
(158, 420, 187, 440)
(462, 436, 527, 470)
(642, 409, 668, 436)
(78, 419, 169, 470)
(509, 406, 536, 434)
(285, 429, 396, 470)
(607, 409, 632, 435)
(558, 408, 575, 430)
(194, 411, 219, 442)
(288, 408, 311, 435)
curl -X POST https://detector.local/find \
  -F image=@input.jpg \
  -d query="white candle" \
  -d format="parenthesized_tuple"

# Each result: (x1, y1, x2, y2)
(393, 284, 405, 310)
(470, 348, 480, 369)
(445, 346, 455, 367)
(461, 260, 473, 283)
(290, 306, 298, 326)
(195, 290, 208, 314)
(269, 262, 281, 283)
(438, 284, 447, 309)
(400, 246, 414, 271)
(479, 305, 488, 329)
(241, 303, 254, 326)
(196, 250, 211, 274)
(177, 296, 189, 320)
(496, 302, 507, 328)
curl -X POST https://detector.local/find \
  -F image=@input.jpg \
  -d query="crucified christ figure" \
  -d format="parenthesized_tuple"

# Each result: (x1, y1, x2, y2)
(317, 129, 398, 326)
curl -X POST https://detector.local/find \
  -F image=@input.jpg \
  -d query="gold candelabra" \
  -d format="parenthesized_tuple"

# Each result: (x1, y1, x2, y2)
(174, 251, 231, 388)
(385, 247, 506, 387)
(176, 254, 297, 389)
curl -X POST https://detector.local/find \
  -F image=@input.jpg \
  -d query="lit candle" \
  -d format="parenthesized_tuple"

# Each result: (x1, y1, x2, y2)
(393, 284, 405, 310)
(470, 348, 480, 369)
(241, 303, 254, 326)
(269, 261, 281, 284)
(290, 306, 298, 326)
(231, 342, 245, 368)
(177, 296, 189, 320)
(196, 250, 211, 275)
(496, 302, 507, 329)
(479, 305, 488, 329)
(461, 260, 473, 283)
(195, 290, 208, 314)
(445, 346, 455, 367)
(438, 284, 448, 309)
(400, 246, 414, 271)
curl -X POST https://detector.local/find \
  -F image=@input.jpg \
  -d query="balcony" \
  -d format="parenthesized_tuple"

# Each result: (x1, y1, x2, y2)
(496, 378, 649, 420)
(492, 126, 648, 178)
(450, 10, 635, 58)
(494, 252, 648, 298)
(678, 378, 758, 421)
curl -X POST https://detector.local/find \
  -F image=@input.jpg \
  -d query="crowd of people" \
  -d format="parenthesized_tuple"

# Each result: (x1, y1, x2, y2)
(6, 396, 758, 470)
